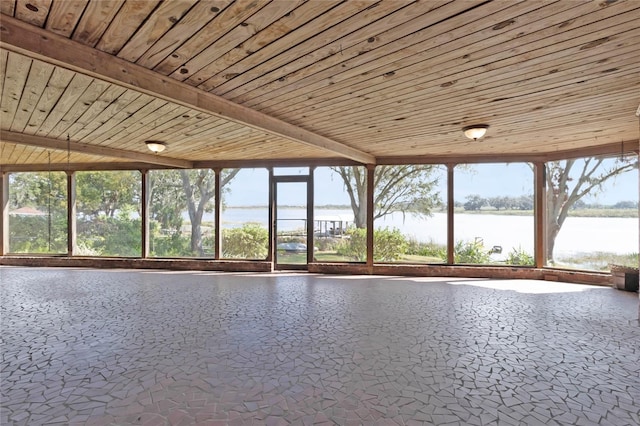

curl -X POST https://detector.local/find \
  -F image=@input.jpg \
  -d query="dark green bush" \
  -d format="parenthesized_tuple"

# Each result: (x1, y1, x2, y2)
(222, 223, 268, 259)
(374, 227, 408, 261)
(9, 215, 67, 254)
(77, 214, 141, 257)
(336, 227, 408, 262)
(454, 239, 491, 264)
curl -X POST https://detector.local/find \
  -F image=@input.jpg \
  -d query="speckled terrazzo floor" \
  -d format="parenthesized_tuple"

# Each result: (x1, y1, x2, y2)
(1, 267, 639, 426)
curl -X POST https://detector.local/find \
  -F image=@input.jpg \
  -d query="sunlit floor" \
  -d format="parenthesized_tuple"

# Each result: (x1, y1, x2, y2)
(1, 267, 639, 426)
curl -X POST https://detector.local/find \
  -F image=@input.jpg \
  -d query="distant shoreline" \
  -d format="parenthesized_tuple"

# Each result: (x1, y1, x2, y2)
(224, 205, 638, 219)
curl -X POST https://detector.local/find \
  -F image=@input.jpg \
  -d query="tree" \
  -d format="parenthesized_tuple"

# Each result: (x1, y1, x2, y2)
(331, 165, 442, 228)
(488, 196, 510, 211)
(8, 172, 68, 253)
(75, 171, 142, 256)
(515, 195, 533, 211)
(613, 200, 637, 209)
(463, 194, 485, 211)
(76, 171, 140, 219)
(148, 169, 240, 256)
(545, 156, 637, 262)
(180, 169, 240, 255)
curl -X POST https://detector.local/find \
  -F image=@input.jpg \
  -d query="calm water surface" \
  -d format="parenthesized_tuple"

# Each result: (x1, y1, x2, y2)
(216, 208, 638, 256)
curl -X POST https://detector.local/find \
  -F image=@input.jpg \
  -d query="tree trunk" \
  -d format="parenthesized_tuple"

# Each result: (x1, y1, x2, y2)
(546, 218, 561, 262)
(354, 204, 366, 228)
(190, 208, 204, 256)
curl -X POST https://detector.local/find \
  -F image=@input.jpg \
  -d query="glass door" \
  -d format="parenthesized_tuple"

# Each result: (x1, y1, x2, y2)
(274, 178, 310, 270)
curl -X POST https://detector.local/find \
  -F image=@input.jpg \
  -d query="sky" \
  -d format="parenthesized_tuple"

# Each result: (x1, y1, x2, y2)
(223, 161, 638, 207)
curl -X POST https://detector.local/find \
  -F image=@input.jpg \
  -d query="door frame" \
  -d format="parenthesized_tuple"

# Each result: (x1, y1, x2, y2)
(272, 174, 314, 270)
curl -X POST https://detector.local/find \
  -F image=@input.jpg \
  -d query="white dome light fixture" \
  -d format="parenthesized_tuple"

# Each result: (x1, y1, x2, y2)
(463, 124, 489, 141)
(145, 140, 166, 153)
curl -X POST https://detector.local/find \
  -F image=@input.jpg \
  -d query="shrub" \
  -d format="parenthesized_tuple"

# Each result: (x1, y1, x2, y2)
(315, 237, 341, 252)
(336, 228, 366, 261)
(336, 227, 408, 262)
(75, 241, 102, 256)
(222, 223, 268, 259)
(374, 227, 408, 261)
(77, 215, 141, 257)
(406, 238, 447, 260)
(9, 214, 67, 253)
(454, 239, 491, 264)
(505, 247, 534, 266)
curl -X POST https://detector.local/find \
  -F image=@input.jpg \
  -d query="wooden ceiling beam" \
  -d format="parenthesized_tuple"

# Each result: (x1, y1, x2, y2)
(0, 131, 193, 168)
(0, 16, 376, 165)
(377, 140, 639, 165)
(0, 162, 175, 173)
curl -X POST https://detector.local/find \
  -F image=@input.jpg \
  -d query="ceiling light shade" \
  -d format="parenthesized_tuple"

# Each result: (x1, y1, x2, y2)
(145, 140, 166, 153)
(463, 125, 489, 141)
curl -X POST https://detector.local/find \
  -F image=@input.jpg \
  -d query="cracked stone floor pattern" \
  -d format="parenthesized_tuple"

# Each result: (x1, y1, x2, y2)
(1, 267, 639, 426)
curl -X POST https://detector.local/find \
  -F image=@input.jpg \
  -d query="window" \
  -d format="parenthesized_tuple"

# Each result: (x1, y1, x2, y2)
(220, 168, 268, 259)
(76, 170, 141, 257)
(8, 172, 68, 254)
(314, 166, 367, 262)
(373, 165, 447, 263)
(454, 163, 534, 265)
(149, 169, 215, 257)
(545, 156, 638, 271)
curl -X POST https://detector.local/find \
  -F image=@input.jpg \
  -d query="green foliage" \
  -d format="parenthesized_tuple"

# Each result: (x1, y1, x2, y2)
(505, 247, 534, 266)
(77, 171, 140, 218)
(8, 172, 68, 254)
(336, 227, 408, 262)
(9, 172, 67, 211)
(454, 239, 491, 264)
(74, 171, 142, 256)
(315, 237, 341, 252)
(331, 165, 443, 228)
(149, 170, 187, 237)
(374, 227, 408, 261)
(406, 238, 447, 260)
(75, 241, 102, 256)
(555, 251, 639, 271)
(222, 223, 268, 259)
(336, 228, 366, 261)
(150, 232, 191, 257)
(77, 212, 141, 257)
(9, 215, 67, 253)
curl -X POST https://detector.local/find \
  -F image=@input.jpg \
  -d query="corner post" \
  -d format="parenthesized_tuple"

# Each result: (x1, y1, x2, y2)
(267, 167, 274, 267)
(141, 169, 150, 258)
(534, 162, 546, 268)
(447, 164, 455, 264)
(366, 164, 375, 270)
(214, 168, 222, 259)
(307, 166, 315, 265)
(1, 171, 8, 256)
(66, 171, 76, 256)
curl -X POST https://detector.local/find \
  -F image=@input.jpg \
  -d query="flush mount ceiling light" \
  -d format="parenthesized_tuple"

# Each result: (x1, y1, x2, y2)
(145, 140, 166, 153)
(462, 124, 489, 141)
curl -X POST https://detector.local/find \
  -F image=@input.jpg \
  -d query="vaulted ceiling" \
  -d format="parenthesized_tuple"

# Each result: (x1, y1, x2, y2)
(1, 0, 639, 170)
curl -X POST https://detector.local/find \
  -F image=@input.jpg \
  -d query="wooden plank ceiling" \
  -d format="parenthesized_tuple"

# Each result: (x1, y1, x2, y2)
(1, 0, 639, 170)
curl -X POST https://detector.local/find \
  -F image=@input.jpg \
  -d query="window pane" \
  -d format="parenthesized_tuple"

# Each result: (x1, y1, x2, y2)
(8, 172, 68, 254)
(374, 165, 447, 263)
(149, 169, 215, 258)
(76, 170, 141, 257)
(314, 166, 366, 262)
(454, 163, 534, 265)
(273, 167, 309, 176)
(546, 156, 638, 271)
(220, 168, 268, 259)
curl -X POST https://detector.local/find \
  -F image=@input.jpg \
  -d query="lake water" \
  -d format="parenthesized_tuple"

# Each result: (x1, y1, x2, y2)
(213, 208, 639, 256)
